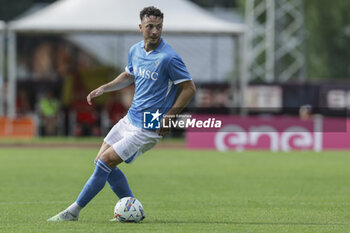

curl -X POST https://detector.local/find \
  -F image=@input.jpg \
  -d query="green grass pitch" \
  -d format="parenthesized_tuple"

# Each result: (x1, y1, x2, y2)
(1, 146, 350, 233)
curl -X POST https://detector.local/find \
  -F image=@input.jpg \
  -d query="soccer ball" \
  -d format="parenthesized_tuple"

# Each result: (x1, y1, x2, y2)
(113, 197, 145, 222)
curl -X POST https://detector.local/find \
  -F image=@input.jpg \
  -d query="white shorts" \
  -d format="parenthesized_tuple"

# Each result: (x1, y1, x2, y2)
(104, 115, 162, 164)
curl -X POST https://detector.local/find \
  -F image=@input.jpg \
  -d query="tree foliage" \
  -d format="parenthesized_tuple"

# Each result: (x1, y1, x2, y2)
(0, 0, 56, 21)
(304, 0, 350, 79)
(236, 0, 350, 79)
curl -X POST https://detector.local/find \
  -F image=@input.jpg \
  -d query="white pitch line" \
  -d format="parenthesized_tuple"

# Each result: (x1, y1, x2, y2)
(0, 201, 117, 205)
(0, 201, 69, 205)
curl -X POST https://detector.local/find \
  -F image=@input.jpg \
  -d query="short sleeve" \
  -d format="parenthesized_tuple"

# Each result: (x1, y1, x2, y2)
(126, 49, 134, 75)
(168, 56, 192, 84)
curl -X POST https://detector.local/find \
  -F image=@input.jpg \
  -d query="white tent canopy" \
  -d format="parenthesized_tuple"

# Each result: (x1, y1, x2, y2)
(6, 0, 245, 117)
(0, 21, 4, 30)
(0, 21, 5, 116)
(9, 0, 244, 35)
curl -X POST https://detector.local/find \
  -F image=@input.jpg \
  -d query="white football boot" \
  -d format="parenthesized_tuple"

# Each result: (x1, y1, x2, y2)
(47, 210, 78, 222)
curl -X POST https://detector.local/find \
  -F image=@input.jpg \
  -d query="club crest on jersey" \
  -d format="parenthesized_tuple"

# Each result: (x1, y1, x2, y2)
(134, 66, 159, 80)
(153, 61, 160, 68)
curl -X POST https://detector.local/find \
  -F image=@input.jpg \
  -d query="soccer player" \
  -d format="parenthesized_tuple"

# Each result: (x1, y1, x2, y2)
(47, 6, 196, 221)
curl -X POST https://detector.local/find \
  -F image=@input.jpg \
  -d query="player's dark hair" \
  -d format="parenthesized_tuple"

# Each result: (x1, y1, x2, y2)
(140, 6, 164, 21)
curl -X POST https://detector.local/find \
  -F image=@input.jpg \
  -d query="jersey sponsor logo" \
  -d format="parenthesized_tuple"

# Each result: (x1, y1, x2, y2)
(134, 66, 159, 81)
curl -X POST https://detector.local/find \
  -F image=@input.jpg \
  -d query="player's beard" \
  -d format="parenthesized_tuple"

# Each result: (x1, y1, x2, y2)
(146, 37, 161, 50)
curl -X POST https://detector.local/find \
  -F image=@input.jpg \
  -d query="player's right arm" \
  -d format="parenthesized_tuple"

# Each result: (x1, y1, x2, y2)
(87, 71, 134, 105)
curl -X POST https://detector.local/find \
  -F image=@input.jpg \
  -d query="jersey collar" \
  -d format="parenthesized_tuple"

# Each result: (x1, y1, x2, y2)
(140, 38, 165, 54)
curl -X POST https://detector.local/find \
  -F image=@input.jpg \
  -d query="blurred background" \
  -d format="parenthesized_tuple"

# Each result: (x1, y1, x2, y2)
(0, 0, 349, 145)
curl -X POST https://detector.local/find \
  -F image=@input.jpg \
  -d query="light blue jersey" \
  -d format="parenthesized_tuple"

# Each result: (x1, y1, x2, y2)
(125, 38, 192, 129)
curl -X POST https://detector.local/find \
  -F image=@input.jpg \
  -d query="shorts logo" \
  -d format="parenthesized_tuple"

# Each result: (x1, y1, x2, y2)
(143, 109, 162, 129)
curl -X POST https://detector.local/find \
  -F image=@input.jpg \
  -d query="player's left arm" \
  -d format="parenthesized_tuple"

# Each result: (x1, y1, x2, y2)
(158, 80, 196, 136)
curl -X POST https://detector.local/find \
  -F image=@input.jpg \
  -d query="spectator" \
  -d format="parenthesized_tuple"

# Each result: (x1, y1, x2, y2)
(299, 104, 313, 120)
(71, 89, 100, 136)
(39, 90, 59, 136)
(16, 89, 32, 116)
(104, 92, 126, 124)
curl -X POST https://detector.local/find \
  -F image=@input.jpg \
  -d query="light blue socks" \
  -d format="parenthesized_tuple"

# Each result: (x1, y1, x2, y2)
(76, 159, 112, 207)
(75, 158, 134, 208)
(107, 167, 134, 198)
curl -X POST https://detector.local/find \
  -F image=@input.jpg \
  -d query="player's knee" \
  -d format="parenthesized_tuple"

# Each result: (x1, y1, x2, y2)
(95, 142, 110, 162)
(100, 148, 123, 168)
(100, 153, 115, 168)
